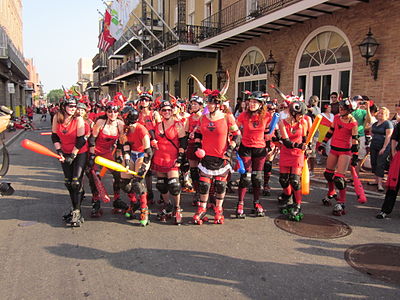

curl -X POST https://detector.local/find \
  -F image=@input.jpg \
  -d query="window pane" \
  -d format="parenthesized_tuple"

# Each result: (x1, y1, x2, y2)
(321, 75, 332, 101)
(205, 74, 212, 89)
(298, 75, 306, 96)
(251, 80, 259, 91)
(312, 76, 321, 99)
(339, 70, 350, 98)
(260, 80, 267, 92)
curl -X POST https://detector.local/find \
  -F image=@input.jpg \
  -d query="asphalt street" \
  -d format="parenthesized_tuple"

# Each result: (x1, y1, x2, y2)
(0, 122, 399, 299)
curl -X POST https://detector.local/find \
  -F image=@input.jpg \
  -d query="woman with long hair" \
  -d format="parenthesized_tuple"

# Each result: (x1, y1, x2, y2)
(235, 91, 270, 218)
(52, 96, 88, 227)
(319, 99, 359, 216)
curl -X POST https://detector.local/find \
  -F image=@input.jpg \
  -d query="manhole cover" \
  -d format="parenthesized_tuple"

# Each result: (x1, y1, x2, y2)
(345, 244, 400, 285)
(274, 214, 352, 239)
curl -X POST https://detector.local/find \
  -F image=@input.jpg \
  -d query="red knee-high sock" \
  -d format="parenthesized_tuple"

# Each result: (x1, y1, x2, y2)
(128, 193, 137, 203)
(140, 193, 147, 208)
(293, 189, 302, 205)
(328, 182, 335, 196)
(283, 185, 292, 196)
(238, 187, 247, 203)
(253, 187, 261, 202)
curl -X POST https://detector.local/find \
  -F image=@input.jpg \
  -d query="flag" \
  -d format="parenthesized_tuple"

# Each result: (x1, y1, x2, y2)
(98, 10, 115, 52)
(109, 0, 136, 40)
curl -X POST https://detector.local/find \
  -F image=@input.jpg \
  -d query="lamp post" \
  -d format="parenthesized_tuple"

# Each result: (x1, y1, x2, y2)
(265, 50, 280, 87)
(6, 59, 13, 112)
(216, 64, 225, 90)
(358, 28, 380, 80)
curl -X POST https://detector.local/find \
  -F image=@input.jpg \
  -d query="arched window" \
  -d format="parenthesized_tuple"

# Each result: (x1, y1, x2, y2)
(205, 74, 212, 90)
(187, 77, 194, 98)
(236, 48, 267, 101)
(294, 27, 352, 107)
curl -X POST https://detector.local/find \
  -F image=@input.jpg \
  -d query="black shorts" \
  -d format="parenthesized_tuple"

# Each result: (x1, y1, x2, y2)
(238, 144, 266, 158)
(201, 155, 228, 170)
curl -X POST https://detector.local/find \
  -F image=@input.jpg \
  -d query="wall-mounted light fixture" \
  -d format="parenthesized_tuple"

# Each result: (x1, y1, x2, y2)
(358, 28, 380, 80)
(265, 50, 280, 87)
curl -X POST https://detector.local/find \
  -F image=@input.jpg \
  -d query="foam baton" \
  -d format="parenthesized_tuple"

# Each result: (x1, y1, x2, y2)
(99, 148, 116, 177)
(235, 152, 246, 174)
(269, 84, 289, 101)
(20, 139, 61, 159)
(301, 159, 310, 195)
(90, 169, 111, 203)
(305, 114, 322, 144)
(351, 166, 367, 204)
(94, 156, 140, 177)
(268, 113, 280, 134)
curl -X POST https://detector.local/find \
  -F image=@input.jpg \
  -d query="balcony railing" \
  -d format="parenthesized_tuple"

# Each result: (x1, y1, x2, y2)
(114, 59, 139, 78)
(99, 72, 115, 85)
(92, 53, 107, 72)
(143, 24, 218, 59)
(0, 26, 29, 79)
(200, 0, 300, 40)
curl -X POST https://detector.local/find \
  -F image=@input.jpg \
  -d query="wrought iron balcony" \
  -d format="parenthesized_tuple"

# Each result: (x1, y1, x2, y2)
(92, 53, 107, 72)
(200, 0, 300, 39)
(113, 59, 139, 78)
(99, 72, 115, 85)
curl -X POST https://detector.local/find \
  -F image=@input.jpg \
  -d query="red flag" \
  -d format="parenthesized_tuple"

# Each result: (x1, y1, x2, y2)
(97, 10, 115, 52)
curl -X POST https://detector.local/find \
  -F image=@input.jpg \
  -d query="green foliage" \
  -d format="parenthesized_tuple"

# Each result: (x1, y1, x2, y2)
(47, 89, 64, 103)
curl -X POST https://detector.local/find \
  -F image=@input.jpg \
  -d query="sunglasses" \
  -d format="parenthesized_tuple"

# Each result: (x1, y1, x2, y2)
(107, 109, 119, 113)
(161, 109, 172, 112)
(67, 105, 76, 108)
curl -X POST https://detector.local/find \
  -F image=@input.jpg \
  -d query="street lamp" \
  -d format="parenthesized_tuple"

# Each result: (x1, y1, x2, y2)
(6, 59, 13, 111)
(216, 64, 226, 90)
(358, 28, 380, 80)
(265, 50, 280, 87)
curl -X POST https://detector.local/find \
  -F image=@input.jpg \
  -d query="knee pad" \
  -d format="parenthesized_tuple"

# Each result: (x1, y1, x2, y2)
(198, 176, 211, 195)
(333, 175, 346, 190)
(239, 173, 251, 188)
(71, 177, 81, 192)
(324, 169, 334, 182)
(251, 171, 263, 188)
(279, 173, 290, 188)
(120, 178, 133, 193)
(264, 161, 272, 173)
(167, 177, 181, 196)
(214, 177, 227, 194)
(190, 167, 200, 182)
(156, 177, 169, 194)
(132, 179, 146, 195)
(289, 174, 301, 191)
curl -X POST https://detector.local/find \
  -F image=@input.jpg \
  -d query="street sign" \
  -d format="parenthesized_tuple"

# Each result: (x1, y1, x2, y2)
(7, 83, 15, 94)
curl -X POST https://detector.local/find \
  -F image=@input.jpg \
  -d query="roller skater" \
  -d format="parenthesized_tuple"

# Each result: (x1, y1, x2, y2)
(52, 93, 88, 227)
(236, 91, 270, 218)
(190, 73, 240, 225)
(318, 98, 359, 216)
(119, 107, 152, 226)
(152, 100, 187, 225)
(278, 101, 309, 221)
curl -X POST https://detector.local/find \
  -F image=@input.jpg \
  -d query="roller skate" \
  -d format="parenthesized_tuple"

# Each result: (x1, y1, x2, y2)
(288, 204, 304, 222)
(62, 208, 73, 223)
(125, 202, 140, 219)
(67, 209, 84, 227)
(332, 203, 345, 216)
(278, 193, 292, 214)
(214, 207, 224, 224)
(173, 207, 183, 225)
(157, 202, 173, 222)
(91, 200, 103, 218)
(252, 202, 265, 217)
(263, 184, 271, 196)
(192, 206, 208, 225)
(112, 198, 128, 214)
(235, 201, 245, 219)
(139, 207, 150, 226)
(322, 194, 337, 206)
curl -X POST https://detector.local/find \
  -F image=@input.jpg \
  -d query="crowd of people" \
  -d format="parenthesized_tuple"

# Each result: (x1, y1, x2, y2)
(48, 83, 400, 227)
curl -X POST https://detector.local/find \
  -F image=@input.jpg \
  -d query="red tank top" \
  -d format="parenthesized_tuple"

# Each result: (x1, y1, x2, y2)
(95, 121, 119, 155)
(331, 114, 357, 149)
(126, 123, 149, 152)
(280, 119, 306, 157)
(238, 112, 270, 148)
(153, 121, 179, 168)
(188, 113, 201, 144)
(199, 114, 233, 158)
(57, 118, 88, 154)
(138, 111, 156, 132)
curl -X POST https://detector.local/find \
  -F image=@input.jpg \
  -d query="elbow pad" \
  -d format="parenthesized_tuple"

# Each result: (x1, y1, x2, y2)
(323, 130, 333, 142)
(179, 136, 188, 150)
(231, 131, 241, 145)
(51, 133, 60, 144)
(194, 132, 203, 140)
(122, 142, 131, 155)
(143, 147, 153, 164)
(351, 144, 359, 154)
(116, 141, 123, 150)
(88, 135, 96, 147)
(75, 135, 87, 149)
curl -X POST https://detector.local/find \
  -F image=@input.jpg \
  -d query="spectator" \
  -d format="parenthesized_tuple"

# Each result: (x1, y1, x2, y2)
(307, 95, 321, 176)
(351, 95, 372, 174)
(233, 97, 243, 116)
(391, 101, 400, 126)
(26, 105, 34, 122)
(330, 92, 340, 115)
(369, 107, 393, 192)
(318, 104, 334, 161)
(40, 106, 48, 121)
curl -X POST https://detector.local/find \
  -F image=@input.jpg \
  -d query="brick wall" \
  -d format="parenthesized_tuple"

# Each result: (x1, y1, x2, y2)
(220, 0, 400, 113)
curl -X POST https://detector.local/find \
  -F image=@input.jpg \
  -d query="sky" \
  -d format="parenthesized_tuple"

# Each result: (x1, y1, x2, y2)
(23, 0, 106, 93)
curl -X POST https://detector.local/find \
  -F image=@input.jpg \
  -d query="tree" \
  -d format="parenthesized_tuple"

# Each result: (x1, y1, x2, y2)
(47, 89, 64, 103)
